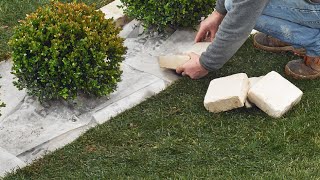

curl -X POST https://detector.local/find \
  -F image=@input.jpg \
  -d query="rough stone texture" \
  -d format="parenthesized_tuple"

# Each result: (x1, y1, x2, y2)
(204, 73, 249, 113)
(245, 76, 264, 108)
(0, 147, 26, 177)
(158, 55, 190, 69)
(248, 71, 303, 118)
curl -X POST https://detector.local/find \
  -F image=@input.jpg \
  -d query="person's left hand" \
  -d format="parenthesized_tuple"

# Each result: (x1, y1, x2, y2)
(176, 53, 209, 79)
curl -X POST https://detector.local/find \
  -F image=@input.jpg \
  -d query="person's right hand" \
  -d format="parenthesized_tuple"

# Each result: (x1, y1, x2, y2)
(195, 11, 225, 43)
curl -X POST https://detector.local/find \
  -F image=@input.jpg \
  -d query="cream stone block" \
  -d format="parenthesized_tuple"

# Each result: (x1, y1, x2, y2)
(248, 71, 303, 118)
(158, 42, 210, 70)
(204, 73, 249, 113)
(158, 55, 190, 69)
(245, 76, 264, 108)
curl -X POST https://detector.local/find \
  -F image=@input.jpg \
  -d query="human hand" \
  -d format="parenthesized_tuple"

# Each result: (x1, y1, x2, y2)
(176, 53, 209, 79)
(195, 11, 225, 42)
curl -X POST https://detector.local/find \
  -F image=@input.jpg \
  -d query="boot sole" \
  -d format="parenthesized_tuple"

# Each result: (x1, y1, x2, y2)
(253, 36, 306, 56)
(285, 65, 320, 80)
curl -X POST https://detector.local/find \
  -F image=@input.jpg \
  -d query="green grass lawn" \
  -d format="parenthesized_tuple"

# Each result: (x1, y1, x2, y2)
(4, 38, 320, 179)
(0, 0, 113, 61)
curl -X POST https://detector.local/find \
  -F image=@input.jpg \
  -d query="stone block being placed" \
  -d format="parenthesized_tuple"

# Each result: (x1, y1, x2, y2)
(204, 73, 249, 113)
(158, 42, 210, 70)
(245, 76, 264, 108)
(158, 55, 190, 70)
(248, 71, 303, 118)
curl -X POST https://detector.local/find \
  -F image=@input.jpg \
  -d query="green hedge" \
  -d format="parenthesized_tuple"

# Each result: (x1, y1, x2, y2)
(9, 1, 126, 102)
(120, 0, 216, 31)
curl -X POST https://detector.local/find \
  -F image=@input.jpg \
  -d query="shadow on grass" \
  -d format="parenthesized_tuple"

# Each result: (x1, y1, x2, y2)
(5, 38, 320, 179)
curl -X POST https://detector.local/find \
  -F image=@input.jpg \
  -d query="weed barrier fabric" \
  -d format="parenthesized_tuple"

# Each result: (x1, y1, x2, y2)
(0, 28, 199, 164)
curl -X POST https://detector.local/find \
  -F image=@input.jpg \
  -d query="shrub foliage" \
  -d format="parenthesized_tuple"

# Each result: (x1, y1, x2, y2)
(9, 1, 126, 102)
(120, 0, 216, 31)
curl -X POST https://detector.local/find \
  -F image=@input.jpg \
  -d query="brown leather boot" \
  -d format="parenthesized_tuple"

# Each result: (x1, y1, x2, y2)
(285, 56, 320, 79)
(253, 32, 306, 56)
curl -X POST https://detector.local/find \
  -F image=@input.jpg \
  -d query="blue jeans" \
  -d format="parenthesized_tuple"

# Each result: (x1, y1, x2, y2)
(225, 0, 320, 56)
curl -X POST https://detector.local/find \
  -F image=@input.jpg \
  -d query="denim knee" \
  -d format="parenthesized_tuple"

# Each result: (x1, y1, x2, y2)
(263, 0, 320, 28)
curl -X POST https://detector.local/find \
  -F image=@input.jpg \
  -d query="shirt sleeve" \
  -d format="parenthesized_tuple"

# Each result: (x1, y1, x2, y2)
(215, 0, 227, 15)
(199, 0, 270, 72)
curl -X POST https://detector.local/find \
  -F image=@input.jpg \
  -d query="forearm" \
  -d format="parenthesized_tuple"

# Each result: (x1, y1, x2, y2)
(200, 0, 270, 72)
(210, 10, 225, 26)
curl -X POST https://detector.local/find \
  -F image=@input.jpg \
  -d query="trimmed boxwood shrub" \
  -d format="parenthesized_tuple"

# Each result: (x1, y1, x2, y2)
(120, 0, 216, 31)
(9, 1, 126, 102)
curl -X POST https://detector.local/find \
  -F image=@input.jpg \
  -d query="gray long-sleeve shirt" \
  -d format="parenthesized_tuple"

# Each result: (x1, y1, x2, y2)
(199, 0, 270, 71)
